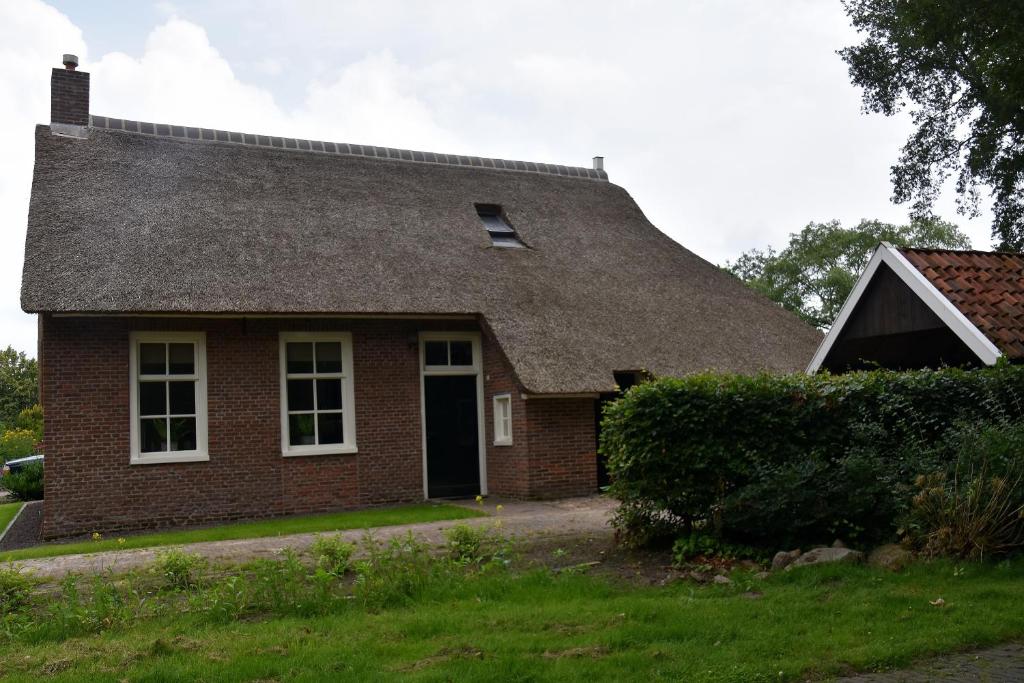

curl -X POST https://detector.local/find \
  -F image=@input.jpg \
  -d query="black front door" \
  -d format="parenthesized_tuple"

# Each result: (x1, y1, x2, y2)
(425, 375, 480, 498)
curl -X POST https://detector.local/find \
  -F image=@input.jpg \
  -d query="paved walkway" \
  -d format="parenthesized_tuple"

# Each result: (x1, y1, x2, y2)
(9, 496, 615, 580)
(835, 643, 1024, 682)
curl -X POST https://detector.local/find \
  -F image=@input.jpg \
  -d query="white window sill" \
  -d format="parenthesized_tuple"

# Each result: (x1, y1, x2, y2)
(493, 439, 513, 447)
(282, 444, 359, 458)
(131, 451, 210, 465)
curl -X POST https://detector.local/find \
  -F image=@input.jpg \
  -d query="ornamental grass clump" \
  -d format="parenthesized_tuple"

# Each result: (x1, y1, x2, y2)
(901, 423, 1024, 560)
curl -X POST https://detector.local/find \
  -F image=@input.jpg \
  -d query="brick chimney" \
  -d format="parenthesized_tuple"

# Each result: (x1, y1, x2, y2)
(51, 54, 89, 128)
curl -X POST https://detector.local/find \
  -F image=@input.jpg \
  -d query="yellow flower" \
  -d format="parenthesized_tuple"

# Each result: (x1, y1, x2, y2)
(91, 532, 102, 542)
(495, 504, 504, 513)
(475, 495, 483, 505)
(117, 538, 127, 546)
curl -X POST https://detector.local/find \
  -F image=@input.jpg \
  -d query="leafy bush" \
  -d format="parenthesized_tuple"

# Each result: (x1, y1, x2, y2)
(0, 428, 36, 463)
(310, 534, 354, 575)
(0, 568, 33, 615)
(671, 532, 764, 565)
(601, 364, 1024, 549)
(152, 549, 207, 591)
(353, 532, 443, 609)
(2, 461, 43, 501)
(901, 423, 1024, 559)
(442, 523, 510, 566)
(14, 405, 42, 442)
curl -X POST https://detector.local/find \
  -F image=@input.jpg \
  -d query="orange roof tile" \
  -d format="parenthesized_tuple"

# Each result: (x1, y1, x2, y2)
(899, 247, 1024, 358)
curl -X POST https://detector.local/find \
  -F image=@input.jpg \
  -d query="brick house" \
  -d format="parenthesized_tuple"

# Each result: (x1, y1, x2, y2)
(22, 57, 821, 538)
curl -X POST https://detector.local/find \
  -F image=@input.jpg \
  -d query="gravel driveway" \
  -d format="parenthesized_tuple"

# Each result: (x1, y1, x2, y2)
(9, 496, 615, 580)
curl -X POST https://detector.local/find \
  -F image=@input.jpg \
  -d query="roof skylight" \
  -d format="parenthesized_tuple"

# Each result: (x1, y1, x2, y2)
(476, 204, 525, 249)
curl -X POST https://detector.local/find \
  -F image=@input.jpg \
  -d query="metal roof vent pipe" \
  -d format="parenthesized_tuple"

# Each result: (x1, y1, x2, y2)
(592, 156, 604, 171)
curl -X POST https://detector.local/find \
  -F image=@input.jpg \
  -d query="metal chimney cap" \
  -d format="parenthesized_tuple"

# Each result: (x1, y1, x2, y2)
(62, 54, 79, 70)
(592, 156, 604, 171)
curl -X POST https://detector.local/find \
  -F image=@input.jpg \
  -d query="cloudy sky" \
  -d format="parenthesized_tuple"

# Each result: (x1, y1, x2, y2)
(0, 0, 994, 356)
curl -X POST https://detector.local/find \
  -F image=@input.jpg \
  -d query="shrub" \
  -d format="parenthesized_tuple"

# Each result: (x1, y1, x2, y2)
(671, 532, 764, 565)
(2, 461, 43, 501)
(444, 523, 512, 568)
(310, 534, 354, 575)
(152, 549, 207, 591)
(353, 532, 441, 609)
(601, 364, 1024, 549)
(0, 568, 34, 615)
(0, 428, 37, 464)
(901, 423, 1024, 559)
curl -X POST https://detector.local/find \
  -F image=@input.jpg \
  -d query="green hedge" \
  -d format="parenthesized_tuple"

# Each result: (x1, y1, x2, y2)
(600, 363, 1024, 548)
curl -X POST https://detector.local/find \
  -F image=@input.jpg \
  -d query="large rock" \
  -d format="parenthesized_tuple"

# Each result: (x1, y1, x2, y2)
(868, 544, 913, 572)
(771, 549, 801, 571)
(786, 547, 863, 570)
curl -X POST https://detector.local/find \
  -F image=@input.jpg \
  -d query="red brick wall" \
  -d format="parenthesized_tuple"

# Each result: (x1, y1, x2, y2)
(39, 314, 596, 538)
(526, 398, 598, 498)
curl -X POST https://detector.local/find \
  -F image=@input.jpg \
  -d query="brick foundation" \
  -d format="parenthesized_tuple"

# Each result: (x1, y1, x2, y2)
(40, 315, 597, 538)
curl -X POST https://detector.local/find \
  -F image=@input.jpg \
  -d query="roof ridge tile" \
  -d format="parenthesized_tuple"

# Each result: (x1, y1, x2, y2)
(86, 115, 610, 182)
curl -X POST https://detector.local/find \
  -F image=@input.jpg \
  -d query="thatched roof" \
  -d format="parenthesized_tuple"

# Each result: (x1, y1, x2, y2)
(22, 122, 821, 393)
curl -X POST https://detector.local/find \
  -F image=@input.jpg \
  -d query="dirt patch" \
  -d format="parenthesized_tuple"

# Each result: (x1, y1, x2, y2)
(0, 500, 42, 551)
(542, 646, 609, 659)
(398, 646, 485, 672)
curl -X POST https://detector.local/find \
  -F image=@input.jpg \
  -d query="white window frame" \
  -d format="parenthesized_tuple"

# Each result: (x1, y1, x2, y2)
(129, 331, 209, 465)
(279, 331, 358, 457)
(492, 393, 513, 446)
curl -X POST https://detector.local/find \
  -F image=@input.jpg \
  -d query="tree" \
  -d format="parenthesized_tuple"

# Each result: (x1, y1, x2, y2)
(839, 1, 1024, 250)
(0, 346, 38, 430)
(725, 218, 970, 329)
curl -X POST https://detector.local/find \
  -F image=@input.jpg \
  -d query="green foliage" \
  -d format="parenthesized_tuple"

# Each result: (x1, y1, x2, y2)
(839, 1, 1024, 249)
(672, 532, 764, 565)
(0, 348, 37, 432)
(1, 462, 43, 501)
(601, 364, 1024, 549)
(14, 405, 42, 443)
(352, 533, 441, 610)
(152, 549, 208, 591)
(0, 429, 37, 464)
(725, 218, 970, 328)
(310, 534, 354, 575)
(901, 423, 1024, 559)
(0, 568, 33, 616)
(443, 523, 511, 567)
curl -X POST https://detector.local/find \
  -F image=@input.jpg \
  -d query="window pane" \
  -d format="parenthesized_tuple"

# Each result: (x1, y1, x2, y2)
(425, 341, 447, 366)
(169, 417, 197, 451)
(287, 379, 314, 411)
(139, 381, 166, 416)
(141, 418, 167, 452)
(168, 343, 194, 374)
(289, 414, 316, 446)
(140, 343, 166, 375)
(286, 342, 314, 374)
(169, 381, 196, 415)
(317, 379, 342, 410)
(450, 341, 473, 366)
(318, 413, 344, 444)
(316, 342, 342, 373)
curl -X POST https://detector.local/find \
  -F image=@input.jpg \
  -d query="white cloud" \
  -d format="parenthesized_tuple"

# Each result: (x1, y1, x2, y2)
(0, 0, 86, 356)
(0, 0, 999, 357)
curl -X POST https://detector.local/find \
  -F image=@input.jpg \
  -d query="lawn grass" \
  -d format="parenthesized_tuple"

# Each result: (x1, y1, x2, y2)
(0, 502, 483, 562)
(2, 559, 1022, 681)
(0, 501, 23, 535)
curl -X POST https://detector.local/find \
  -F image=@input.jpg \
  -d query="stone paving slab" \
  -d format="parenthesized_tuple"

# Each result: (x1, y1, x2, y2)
(8, 496, 615, 580)
(835, 643, 1024, 682)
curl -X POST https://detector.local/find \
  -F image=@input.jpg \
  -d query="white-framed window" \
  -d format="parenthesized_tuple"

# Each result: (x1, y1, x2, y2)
(279, 332, 357, 457)
(493, 393, 513, 446)
(129, 331, 209, 465)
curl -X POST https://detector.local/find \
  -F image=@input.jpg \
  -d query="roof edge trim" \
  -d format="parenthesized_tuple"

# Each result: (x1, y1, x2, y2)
(806, 242, 1003, 373)
(85, 115, 610, 182)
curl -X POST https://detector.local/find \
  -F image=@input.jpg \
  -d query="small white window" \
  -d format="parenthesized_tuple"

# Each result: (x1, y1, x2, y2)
(279, 332, 357, 456)
(493, 393, 513, 446)
(129, 331, 209, 465)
